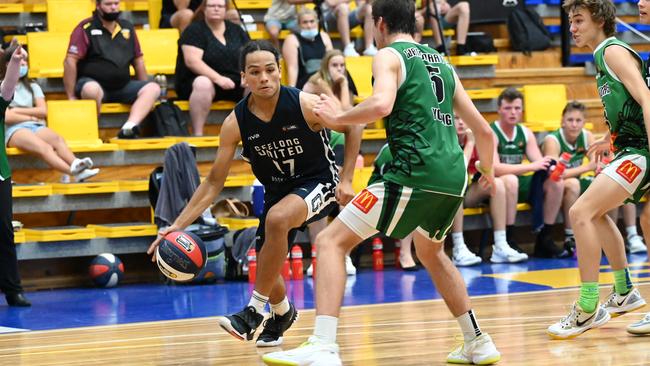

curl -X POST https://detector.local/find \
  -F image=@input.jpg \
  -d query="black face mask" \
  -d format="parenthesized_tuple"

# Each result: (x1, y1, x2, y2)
(100, 10, 121, 21)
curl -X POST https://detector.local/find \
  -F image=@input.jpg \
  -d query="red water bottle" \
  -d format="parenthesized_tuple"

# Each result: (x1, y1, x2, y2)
(311, 246, 317, 278)
(394, 239, 401, 268)
(372, 237, 384, 271)
(550, 152, 572, 181)
(291, 245, 304, 280)
(281, 253, 291, 280)
(247, 248, 256, 284)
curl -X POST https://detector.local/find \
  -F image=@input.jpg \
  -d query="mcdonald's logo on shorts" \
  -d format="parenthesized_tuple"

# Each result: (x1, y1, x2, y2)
(616, 160, 641, 184)
(352, 189, 378, 214)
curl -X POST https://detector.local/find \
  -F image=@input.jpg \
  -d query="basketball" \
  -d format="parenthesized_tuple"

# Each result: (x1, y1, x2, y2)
(89, 253, 124, 288)
(156, 231, 207, 282)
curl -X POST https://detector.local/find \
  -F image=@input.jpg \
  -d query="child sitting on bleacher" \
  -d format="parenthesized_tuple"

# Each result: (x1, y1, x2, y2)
(2, 43, 99, 182)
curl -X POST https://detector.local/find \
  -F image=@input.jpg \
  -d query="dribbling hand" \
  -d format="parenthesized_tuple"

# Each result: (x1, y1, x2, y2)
(147, 225, 178, 262)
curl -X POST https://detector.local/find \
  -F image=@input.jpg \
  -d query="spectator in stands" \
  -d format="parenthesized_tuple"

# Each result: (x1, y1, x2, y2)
(415, 0, 470, 55)
(452, 114, 528, 265)
(0, 40, 30, 307)
(264, 0, 310, 48)
(160, 0, 241, 32)
(320, 0, 377, 57)
(608, 204, 647, 254)
(492, 87, 569, 258)
(282, 8, 333, 89)
(63, 0, 161, 139)
(303, 49, 354, 109)
(175, 0, 250, 136)
(541, 101, 597, 257)
(3, 46, 99, 182)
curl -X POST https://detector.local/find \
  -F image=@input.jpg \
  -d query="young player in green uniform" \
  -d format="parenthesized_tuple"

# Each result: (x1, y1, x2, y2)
(262, 0, 501, 364)
(548, 0, 649, 339)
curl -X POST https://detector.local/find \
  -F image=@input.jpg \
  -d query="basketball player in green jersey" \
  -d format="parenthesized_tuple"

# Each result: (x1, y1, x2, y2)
(548, 0, 650, 339)
(626, 0, 650, 336)
(262, 0, 501, 364)
(541, 101, 597, 256)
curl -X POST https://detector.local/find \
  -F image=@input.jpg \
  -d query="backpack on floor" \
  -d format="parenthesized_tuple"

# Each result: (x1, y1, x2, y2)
(146, 101, 189, 137)
(507, 8, 551, 55)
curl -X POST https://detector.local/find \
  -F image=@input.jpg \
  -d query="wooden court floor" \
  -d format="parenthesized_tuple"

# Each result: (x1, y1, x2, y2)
(1, 284, 650, 365)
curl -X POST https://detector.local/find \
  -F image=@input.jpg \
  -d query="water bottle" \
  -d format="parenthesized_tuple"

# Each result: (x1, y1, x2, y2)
(246, 248, 256, 284)
(550, 152, 572, 182)
(372, 237, 384, 271)
(291, 245, 304, 280)
(154, 74, 168, 101)
(252, 179, 265, 218)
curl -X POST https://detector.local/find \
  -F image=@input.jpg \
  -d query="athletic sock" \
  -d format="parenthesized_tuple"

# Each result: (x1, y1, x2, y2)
(564, 228, 574, 239)
(313, 315, 338, 344)
(578, 282, 599, 313)
(626, 226, 638, 240)
(457, 309, 482, 342)
(270, 297, 291, 316)
(613, 267, 633, 295)
(493, 230, 507, 247)
(452, 232, 465, 248)
(247, 290, 269, 314)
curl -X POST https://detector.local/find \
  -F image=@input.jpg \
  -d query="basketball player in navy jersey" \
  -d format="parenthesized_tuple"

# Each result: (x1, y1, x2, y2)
(147, 40, 363, 347)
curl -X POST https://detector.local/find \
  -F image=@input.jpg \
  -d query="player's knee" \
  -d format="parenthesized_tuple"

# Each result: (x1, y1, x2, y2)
(457, 2, 470, 16)
(564, 178, 580, 196)
(264, 210, 292, 235)
(502, 174, 518, 192)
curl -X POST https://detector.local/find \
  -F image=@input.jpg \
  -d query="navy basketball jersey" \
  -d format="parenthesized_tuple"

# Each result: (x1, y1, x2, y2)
(234, 86, 339, 195)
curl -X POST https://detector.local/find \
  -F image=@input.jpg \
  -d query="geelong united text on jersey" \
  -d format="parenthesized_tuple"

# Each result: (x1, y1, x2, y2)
(234, 86, 338, 192)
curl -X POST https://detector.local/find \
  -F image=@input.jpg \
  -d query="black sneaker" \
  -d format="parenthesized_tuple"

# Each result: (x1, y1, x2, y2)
(534, 232, 570, 258)
(256, 302, 299, 347)
(117, 125, 140, 139)
(216, 306, 264, 341)
(563, 236, 576, 257)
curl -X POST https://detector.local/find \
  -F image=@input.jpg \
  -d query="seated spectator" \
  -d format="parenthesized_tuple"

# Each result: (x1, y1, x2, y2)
(416, 0, 470, 55)
(320, 0, 377, 57)
(3, 44, 99, 182)
(264, 0, 308, 48)
(608, 204, 648, 254)
(303, 49, 354, 109)
(160, 0, 241, 32)
(175, 0, 250, 136)
(492, 87, 569, 258)
(451, 114, 527, 265)
(282, 8, 333, 88)
(541, 101, 597, 256)
(63, 0, 161, 139)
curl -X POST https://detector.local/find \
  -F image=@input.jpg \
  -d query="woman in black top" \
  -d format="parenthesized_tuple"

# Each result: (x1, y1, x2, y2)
(175, 0, 249, 136)
(160, 0, 202, 31)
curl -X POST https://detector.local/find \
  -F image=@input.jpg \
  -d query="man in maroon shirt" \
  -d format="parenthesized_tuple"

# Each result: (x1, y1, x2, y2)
(63, 0, 160, 138)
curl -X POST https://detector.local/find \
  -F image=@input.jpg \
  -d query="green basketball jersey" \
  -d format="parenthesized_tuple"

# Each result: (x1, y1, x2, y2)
(594, 37, 649, 154)
(382, 41, 466, 196)
(491, 122, 527, 164)
(546, 128, 589, 169)
(368, 143, 392, 186)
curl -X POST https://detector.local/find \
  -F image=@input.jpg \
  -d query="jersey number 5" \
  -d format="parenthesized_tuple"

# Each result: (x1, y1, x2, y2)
(426, 65, 445, 104)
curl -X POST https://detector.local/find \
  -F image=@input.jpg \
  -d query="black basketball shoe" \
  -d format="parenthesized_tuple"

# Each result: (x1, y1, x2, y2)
(256, 302, 299, 347)
(216, 306, 264, 341)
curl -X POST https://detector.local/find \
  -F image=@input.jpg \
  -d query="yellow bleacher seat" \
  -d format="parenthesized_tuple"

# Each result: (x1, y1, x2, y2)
(27, 32, 68, 78)
(47, 100, 116, 150)
(345, 56, 373, 99)
(136, 28, 179, 75)
(523, 84, 567, 131)
(352, 167, 374, 193)
(147, 0, 162, 29)
(46, 0, 93, 33)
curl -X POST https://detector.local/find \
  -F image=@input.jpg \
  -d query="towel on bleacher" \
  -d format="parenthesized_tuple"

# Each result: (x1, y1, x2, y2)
(154, 142, 200, 227)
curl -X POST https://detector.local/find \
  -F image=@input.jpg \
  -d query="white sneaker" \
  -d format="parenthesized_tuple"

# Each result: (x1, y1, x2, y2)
(70, 158, 91, 175)
(602, 287, 646, 317)
(447, 333, 501, 365)
(452, 243, 482, 267)
(74, 168, 100, 182)
(628, 234, 647, 253)
(306, 263, 314, 277)
(262, 336, 342, 366)
(363, 45, 378, 56)
(547, 302, 610, 339)
(343, 44, 359, 57)
(490, 244, 528, 263)
(627, 312, 650, 335)
(345, 255, 356, 276)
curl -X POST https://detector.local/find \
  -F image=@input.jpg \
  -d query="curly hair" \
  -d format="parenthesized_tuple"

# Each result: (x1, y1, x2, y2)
(562, 0, 617, 37)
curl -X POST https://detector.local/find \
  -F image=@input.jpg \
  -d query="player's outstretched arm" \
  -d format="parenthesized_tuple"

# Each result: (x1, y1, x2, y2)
(147, 112, 241, 258)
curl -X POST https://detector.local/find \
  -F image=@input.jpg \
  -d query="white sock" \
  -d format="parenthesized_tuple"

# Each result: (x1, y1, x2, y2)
(451, 232, 465, 248)
(271, 297, 291, 316)
(626, 226, 638, 239)
(457, 309, 482, 342)
(493, 230, 507, 247)
(247, 290, 268, 314)
(565, 228, 574, 238)
(121, 121, 137, 132)
(313, 315, 338, 344)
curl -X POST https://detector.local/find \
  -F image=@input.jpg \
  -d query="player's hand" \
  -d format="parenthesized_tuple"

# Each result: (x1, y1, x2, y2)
(475, 161, 495, 196)
(147, 225, 179, 262)
(336, 180, 355, 206)
(9, 38, 27, 63)
(587, 138, 611, 162)
(532, 156, 553, 171)
(215, 75, 236, 90)
(314, 93, 339, 125)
